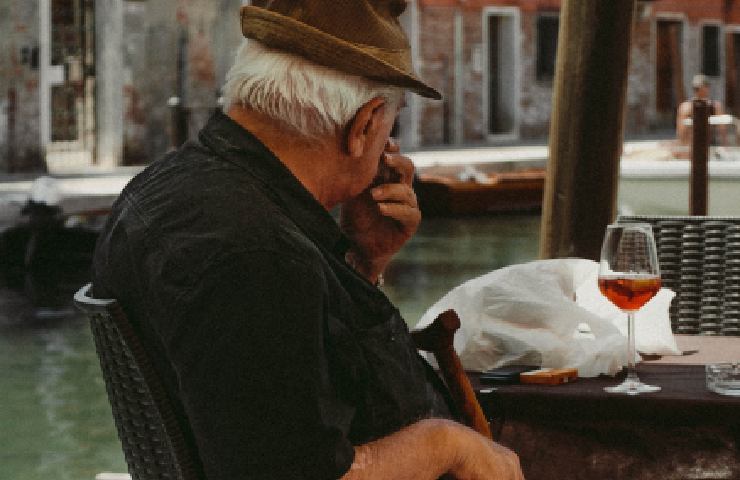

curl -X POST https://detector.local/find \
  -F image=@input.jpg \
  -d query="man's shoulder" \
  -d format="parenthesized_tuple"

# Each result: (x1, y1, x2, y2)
(98, 139, 311, 267)
(119, 138, 271, 218)
(124, 139, 239, 195)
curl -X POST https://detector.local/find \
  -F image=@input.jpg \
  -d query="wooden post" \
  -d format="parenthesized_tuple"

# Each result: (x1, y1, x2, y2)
(540, 0, 636, 260)
(7, 87, 16, 171)
(171, 28, 189, 148)
(690, 99, 711, 215)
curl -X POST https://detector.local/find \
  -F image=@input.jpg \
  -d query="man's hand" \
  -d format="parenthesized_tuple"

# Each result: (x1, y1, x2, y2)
(340, 140, 421, 283)
(447, 421, 524, 480)
(344, 419, 524, 480)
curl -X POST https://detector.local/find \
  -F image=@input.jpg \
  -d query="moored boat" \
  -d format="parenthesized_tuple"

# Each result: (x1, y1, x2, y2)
(408, 145, 548, 216)
(409, 140, 740, 217)
(414, 168, 545, 216)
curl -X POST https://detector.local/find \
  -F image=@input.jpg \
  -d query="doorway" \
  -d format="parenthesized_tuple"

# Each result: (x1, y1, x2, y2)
(43, 0, 95, 169)
(655, 19, 684, 129)
(726, 31, 740, 117)
(484, 8, 520, 139)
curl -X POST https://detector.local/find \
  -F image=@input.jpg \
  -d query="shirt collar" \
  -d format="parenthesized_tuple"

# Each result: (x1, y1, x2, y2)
(198, 110, 350, 257)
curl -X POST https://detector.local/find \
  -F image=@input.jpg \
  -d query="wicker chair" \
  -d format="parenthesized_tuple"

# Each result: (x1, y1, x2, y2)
(617, 215, 740, 336)
(74, 283, 204, 480)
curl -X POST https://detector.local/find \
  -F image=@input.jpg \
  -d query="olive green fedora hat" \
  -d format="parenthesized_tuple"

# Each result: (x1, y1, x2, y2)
(240, 0, 441, 99)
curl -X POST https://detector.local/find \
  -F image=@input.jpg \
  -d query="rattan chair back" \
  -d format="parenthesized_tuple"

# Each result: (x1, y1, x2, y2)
(618, 215, 740, 336)
(74, 283, 204, 480)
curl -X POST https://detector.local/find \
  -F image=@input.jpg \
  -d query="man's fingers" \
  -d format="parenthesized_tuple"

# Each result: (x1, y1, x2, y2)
(371, 184, 418, 208)
(377, 202, 421, 232)
(381, 153, 415, 185)
(385, 138, 400, 153)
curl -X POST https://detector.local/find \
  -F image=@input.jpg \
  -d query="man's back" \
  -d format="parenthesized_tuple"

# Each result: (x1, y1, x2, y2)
(92, 112, 453, 479)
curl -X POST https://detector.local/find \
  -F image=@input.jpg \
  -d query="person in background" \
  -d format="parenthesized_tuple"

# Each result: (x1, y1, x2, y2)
(676, 74, 727, 152)
(92, 1, 524, 479)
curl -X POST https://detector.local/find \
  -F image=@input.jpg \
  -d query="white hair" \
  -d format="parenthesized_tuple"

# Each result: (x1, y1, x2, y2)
(222, 40, 403, 139)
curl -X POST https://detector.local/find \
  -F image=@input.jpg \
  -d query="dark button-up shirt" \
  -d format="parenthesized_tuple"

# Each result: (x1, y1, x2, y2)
(92, 111, 454, 480)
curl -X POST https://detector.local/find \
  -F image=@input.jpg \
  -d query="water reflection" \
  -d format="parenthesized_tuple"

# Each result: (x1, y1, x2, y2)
(0, 214, 540, 479)
(386, 215, 541, 325)
(0, 269, 127, 480)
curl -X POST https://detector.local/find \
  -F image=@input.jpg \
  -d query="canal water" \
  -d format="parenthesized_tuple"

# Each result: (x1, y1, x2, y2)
(0, 214, 540, 480)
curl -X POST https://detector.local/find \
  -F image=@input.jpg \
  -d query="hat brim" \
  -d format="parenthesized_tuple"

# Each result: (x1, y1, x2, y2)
(240, 6, 441, 100)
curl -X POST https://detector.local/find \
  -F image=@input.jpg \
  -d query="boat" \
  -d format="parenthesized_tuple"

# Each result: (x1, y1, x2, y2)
(618, 141, 740, 216)
(414, 167, 545, 216)
(408, 139, 740, 217)
(0, 200, 100, 275)
(0, 175, 132, 279)
(407, 145, 548, 216)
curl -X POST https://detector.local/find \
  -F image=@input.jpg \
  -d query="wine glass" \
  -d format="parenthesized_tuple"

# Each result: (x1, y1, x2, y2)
(598, 223, 662, 395)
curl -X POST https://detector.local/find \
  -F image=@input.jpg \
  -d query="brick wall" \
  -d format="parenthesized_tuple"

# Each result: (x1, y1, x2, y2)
(0, 2, 44, 172)
(518, 12, 555, 140)
(415, 0, 738, 146)
(626, 12, 654, 134)
(2, 0, 739, 170)
(417, 2, 558, 145)
(418, 5, 456, 145)
(120, 0, 243, 164)
(461, 7, 484, 142)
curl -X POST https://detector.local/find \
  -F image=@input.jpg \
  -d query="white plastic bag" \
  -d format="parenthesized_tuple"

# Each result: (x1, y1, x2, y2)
(416, 259, 679, 378)
(575, 271, 680, 356)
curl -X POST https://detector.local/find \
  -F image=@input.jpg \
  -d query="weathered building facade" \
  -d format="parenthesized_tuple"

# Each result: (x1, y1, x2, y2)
(1, 0, 244, 172)
(2, 0, 740, 172)
(1, 1, 46, 172)
(410, 0, 740, 146)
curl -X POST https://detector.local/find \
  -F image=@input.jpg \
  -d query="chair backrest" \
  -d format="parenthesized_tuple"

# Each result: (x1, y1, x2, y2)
(618, 215, 740, 336)
(74, 283, 204, 480)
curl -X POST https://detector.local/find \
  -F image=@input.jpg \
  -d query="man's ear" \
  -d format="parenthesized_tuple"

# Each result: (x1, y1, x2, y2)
(345, 97, 387, 158)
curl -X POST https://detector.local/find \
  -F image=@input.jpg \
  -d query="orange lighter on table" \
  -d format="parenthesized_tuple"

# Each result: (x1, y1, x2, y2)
(519, 368, 579, 385)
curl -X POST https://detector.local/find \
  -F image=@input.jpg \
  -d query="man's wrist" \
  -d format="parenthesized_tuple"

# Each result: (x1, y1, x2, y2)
(345, 250, 388, 286)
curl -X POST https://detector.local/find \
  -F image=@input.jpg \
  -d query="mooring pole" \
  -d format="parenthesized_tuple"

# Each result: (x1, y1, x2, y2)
(690, 99, 711, 216)
(540, 0, 636, 261)
(171, 27, 189, 149)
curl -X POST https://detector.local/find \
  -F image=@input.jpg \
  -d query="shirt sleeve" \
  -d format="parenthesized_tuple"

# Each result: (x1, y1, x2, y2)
(163, 249, 356, 480)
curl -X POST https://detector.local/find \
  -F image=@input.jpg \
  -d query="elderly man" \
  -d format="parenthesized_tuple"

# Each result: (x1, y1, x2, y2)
(92, 1, 523, 479)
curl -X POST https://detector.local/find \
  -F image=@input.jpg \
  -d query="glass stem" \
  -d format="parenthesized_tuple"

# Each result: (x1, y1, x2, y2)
(626, 311, 638, 381)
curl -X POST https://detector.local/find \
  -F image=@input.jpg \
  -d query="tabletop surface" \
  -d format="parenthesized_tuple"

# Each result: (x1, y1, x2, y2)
(644, 334, 740, 364)
(473, 335, 740, 427)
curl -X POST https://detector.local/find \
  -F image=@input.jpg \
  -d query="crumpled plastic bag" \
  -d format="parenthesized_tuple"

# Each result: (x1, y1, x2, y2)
(416, 259, 680, 378)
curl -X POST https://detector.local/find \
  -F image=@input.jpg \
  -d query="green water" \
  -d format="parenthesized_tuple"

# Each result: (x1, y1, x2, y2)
(385, 215, 541, 325)
(0, 215, 540, 479)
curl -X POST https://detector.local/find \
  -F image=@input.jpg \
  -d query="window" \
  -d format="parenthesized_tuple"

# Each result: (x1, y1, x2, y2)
(536, 15, 559, 81)
(702, 25, 720, 77)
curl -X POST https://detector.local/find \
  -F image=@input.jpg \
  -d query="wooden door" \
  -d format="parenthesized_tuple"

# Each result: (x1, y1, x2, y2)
(656, 20, 684, 129)
(726, 32, 740, 117)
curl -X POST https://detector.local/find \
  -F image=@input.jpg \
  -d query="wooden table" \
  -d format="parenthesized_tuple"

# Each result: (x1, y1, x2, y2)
(473, 335, 740, 480)
(643, 334, 740, 365)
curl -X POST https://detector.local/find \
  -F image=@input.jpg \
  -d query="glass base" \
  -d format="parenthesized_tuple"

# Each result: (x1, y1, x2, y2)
(604, 378, 661, 395)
